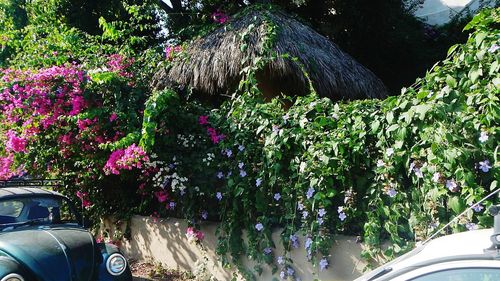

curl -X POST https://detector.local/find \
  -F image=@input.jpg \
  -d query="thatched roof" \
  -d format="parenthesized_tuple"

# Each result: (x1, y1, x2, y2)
(153, 8, 388, 100)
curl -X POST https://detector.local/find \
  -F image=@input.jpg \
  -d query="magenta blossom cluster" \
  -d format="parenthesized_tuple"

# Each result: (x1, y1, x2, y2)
(103, 144, 150, 175)
(165, 46, 183, 61)
(212, 11, 229, 24)
(0, 154, 18, 180)
(5, 130, 27, 153)
(198, 115, 225, 144)
(0, 65, 89, 178)
(76, 190, 92, 208)
(107, 54, 135, 78)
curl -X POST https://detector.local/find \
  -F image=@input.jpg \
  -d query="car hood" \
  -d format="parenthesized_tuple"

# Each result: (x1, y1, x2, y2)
(0, 226, 98, 281)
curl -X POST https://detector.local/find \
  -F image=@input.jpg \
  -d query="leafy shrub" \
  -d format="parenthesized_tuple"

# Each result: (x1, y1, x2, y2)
(0, 3, 498, 280)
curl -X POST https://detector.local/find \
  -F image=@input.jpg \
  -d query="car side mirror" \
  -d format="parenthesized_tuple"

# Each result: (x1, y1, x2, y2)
(489, 205, 500, 248)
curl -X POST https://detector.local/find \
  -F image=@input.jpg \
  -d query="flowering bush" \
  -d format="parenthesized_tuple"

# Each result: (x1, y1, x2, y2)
(0, 4, 498, 280)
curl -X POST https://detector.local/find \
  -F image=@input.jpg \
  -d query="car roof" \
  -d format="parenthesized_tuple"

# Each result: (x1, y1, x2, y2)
(0, 187, 66, 200)
(356, 228, 497, 281)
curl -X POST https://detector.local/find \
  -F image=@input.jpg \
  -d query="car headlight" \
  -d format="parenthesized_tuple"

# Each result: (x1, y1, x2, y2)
(106, 253, 127, 276)
(1, 273, 24, 281)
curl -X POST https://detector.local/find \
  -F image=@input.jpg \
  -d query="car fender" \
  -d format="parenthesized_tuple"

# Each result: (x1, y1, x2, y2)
(0, 253, 35, 280)
(97, 243, 133, 281)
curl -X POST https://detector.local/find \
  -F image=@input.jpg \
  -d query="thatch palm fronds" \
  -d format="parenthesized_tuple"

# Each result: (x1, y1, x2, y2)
(153, 8, 388, 100)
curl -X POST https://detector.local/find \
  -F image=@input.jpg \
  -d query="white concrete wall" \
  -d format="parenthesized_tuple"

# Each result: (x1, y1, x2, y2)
(414, 0, 496, 25)
(121, 215, 374, 281)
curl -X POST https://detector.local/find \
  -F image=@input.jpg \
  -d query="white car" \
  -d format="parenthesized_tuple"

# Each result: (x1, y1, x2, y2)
(354, 207, 500, 281)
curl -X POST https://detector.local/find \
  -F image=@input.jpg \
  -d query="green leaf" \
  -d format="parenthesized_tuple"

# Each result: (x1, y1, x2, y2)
(468, 66, 483, 83)
(489, 60, 499, 76)
(475, 32, 487, 47)
(445, 75, 457, 88)
(448, 196, 465, 214)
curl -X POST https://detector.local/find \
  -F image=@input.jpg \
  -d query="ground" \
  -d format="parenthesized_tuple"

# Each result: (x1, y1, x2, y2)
(130, 260, 195, 281)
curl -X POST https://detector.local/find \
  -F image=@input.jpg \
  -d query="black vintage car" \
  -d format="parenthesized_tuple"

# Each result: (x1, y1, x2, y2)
(0, 181, 132, 281)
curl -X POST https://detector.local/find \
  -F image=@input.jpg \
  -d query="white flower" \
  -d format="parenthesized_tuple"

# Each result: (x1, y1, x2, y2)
(432, 172, 441, 183)
(377, 159, 385, 167)
(386, 148, 394, 157)
(479, 131, 489, 143)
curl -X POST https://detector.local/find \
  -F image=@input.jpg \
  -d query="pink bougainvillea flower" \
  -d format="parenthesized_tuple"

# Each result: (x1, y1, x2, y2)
(107, 54, 134, 78)
(212, 11, 229, 24)
(109, 112, 118, 122)
(186, 227, 204, 243)
(198, 115, 209, 125)
(0, 154, 17, 180)
(103, 144, 149, 175)
(165, 46, 182, 61)
(154, 190, 169, 203)
(5, 130, 27, 153)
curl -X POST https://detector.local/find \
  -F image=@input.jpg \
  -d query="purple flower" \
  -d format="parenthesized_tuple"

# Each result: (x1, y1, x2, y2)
(338, 212, 347, 221)
(306, 187, 315, 199)
(297, 202, 305, 210)
(290, 234, 299, 248)
(238, 162, 244, 169)
(466, 222, 478, 231)
(319, 258, 329, 271)
(409, 162, 415, 173)
(488, 44, 499, 53)
(217, 171, 224, 179)
(263, 247, 272, 255)
(446, 180, 458, 192)
(216, 192, 223, 201)
(256, 178, 262, 187)
(479, 160, 492, 173)
(337, 206, 344, 213)
(272, 125, 280, 133)
(169, 202, 176, 209)
(287, 267, 294, 276)
(277, 256, 285, 265)
(255, 223, 264, 231)
(274, 193, 281, 201)
(387, 188, 397, 198)
(224, 149, 233, 157)
(279, 271, 286, 279)
(317, 218, 324, 225)
(238, 145, 245, 151)
(201, 210, 208, 220)
(302, 210, 309, 219)
(226, 171, 232, 177)
(305, 237, 313, 249)
(414, 168, 423, 178)
(470, 203, 484, 213)
(479, 131, 489, 143)
(318, 208, 327, 217)
(239, 170, 247, 177)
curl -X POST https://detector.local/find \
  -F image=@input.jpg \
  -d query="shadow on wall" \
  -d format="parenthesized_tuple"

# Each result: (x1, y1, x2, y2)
(120, 216, 372, 281)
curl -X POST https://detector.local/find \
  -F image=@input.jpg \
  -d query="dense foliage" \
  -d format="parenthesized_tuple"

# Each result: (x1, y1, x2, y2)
(0, 1, 498, 280)
(156, 0, 482, 93)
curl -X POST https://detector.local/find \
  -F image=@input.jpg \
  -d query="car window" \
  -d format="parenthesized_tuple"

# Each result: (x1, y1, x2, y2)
(0, 196, 79, 227)
(410, 268, 500, 281)
(0, 200, 23, 217)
